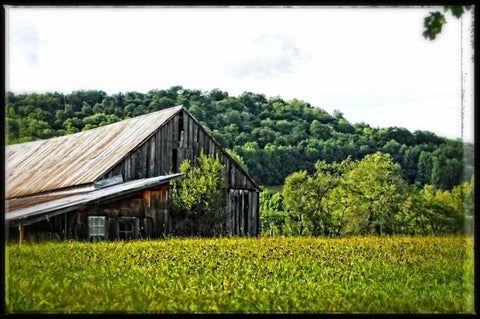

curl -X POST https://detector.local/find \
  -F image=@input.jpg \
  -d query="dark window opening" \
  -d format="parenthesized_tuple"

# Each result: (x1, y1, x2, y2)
(178, 113, 184, 144)
(172, 148, 178, 173)
(118, 217, 139, 240)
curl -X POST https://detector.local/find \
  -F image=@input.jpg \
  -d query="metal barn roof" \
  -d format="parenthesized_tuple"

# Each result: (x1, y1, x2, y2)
(6, 105, 183, 199)
(6, 174, 183, 225)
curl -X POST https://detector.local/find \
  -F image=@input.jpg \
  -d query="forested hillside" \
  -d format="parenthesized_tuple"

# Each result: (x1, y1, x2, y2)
(5, 86, 473, 190)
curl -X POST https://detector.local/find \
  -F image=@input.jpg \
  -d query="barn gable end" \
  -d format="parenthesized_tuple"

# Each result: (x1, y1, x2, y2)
(98, 107, 261, 236)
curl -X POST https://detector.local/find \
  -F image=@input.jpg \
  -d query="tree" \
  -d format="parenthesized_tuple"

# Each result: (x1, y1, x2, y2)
(83, 113, 107, 127)
(462, 175, 475, 234)
(170, 152, 227, 236)
(423, 6, 471, 40)
(310, 120, 331, 140)
(283, 170, 310, 235)
(449, 176, 474, 234)
(260, 189, 291, 236)
(283, 159, 351, 236)
(324, 158, 358, 236)
(341, 152, 407, 235)
(418, 185, 463, 234)
(208, 88, 228, 102)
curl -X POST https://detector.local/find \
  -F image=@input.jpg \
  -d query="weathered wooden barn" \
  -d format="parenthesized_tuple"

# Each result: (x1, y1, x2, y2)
(5, 105, 261, 242)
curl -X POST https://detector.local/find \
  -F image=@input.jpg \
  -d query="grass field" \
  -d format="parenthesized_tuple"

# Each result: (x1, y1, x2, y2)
(5, 235, 474, 314)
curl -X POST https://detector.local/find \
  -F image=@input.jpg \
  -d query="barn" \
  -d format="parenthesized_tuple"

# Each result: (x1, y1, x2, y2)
(5, 105, 261, 242)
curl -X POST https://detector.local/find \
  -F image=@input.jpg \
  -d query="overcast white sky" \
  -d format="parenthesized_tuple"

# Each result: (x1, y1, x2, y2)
(5, 6, 474, 143)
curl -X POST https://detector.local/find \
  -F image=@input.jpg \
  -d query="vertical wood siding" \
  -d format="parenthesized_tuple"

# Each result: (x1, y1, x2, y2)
(101, 109, 260, 236)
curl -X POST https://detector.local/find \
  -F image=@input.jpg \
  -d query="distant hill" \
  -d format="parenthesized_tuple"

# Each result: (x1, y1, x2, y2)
(5, 86, 473, 190)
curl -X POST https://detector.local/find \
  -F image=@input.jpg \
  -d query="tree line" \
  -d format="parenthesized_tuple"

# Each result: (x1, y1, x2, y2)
(6, 86, 473, 191)
(261, 153, 474, 236)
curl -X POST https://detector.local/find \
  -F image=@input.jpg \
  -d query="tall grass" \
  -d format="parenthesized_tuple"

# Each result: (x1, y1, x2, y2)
(5, 235, 474, 313)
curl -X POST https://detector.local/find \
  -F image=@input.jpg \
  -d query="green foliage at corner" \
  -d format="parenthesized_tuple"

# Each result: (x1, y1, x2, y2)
(423, 6, 471, 40)
(170, 152, 227, 236)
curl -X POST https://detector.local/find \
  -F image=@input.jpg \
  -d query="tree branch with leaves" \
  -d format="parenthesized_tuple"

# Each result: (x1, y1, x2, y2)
(423, 5, 472, 40)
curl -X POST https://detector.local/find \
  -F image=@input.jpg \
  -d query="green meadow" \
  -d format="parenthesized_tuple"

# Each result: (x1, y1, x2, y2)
(5, 235, 474, 314)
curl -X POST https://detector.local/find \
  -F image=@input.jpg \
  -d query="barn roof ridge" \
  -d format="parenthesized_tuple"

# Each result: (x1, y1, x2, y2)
(6, 105, 184, 149)
(6, 105, 184, 198)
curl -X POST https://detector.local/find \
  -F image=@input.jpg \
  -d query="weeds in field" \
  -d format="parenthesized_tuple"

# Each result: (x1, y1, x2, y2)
(5, 235, 474, 313)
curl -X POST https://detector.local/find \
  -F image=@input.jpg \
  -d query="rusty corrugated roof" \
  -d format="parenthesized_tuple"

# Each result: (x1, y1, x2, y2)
(6, 105, 183, 199)
(6, 174, 183, 225)
(6, 193, 80, 212)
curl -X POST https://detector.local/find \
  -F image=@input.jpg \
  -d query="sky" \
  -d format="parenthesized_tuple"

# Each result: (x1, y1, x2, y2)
(5, 6, 474, 143)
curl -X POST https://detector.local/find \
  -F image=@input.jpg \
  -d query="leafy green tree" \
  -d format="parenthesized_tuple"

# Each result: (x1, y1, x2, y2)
(234, 142, 263, 183)
(382, 139, 402, 159)
(238, 91, 267, 115)
(430, 151, 463, 190)
(17, 117, 55, 141)
(283, 170, 311, 235)
(462, 175, 475, 234)
(322, 158, 356, 236)
(417, 151, 433, 186)
(155, 97, 175, 111)
(260, 189, 291, 235)
(341, 152, 407, 235)
(83, 113, 107, 127)
(5, 118, 20, 144)
(450, 176, 474, 234)
(335, 118, 355, 134)
(283, 159, 350, 236)
(310, 120, 331, 140)
(81, 103, 94, 116)
(62, 117, 82, 134)
(385, 127, 415, 146)
(170, 153, 227, 236)
(401, 146, 423, 184)
(418, 185, 464, 234)
(82, 124, 98, 131)
(132, 104, 147, 117)
(208, 88, 228, 102)
(395, 186, 430, 235)
(251, 126, 279, 148)
(423, 6, 471, 40)
(211, 130, 229, 148)
(216, 97, 244, 113)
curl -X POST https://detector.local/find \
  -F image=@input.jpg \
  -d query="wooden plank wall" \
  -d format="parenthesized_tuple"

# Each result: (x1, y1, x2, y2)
(71, 185, 170, 240)
(102, 110, 260, 236)
(225, 189, 258, 236)
(143, 185, 171, 236)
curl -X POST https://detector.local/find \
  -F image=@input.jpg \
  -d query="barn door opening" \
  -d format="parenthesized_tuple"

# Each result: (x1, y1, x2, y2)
(118, 217, 139, 240)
